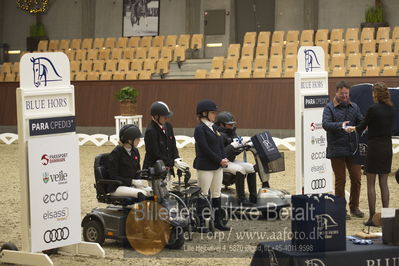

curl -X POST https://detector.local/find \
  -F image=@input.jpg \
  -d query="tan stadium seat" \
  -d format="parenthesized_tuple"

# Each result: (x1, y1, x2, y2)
(225, 57, 238, 72)
(178, 34, 190, 48)
(143, 59, 156, 73)
(362, 40, 376, 56)
(37, 40, 48, 51)
(271, 31, 284, 46)
(257, 31, 270, 46)
(128, 37, 140, 48)
(148, 47, 160, 60)
(195, 69, 207, 79)
(81, 60, 92, 72)
(104, 38, 116, 49)
(285, 43, 298, 58)
(382, 66, 397, 76)
(208, 69, 222, 79)
(376, 27, 390, 43)
(141, 36, 153, 48)
(241, 45, 254, 59)
(156, 58, 169, 75)
(74, 72, 87, 81)
(100, 71, 112, 80)
(59, 39, 70, 51)
(139, 71, 152, 80)
(316, 42, 329, 57)
(254, 57, 267, 71)
(87, 72, 100, 80)
(93, 38, 105, 49)
(211, 56, 224, 71)
(252, 69, 266, 78)
(347, 67, 362, 77)
(315, 29, 329, 44)
(70, 39, 81, 50)
(365, 66, 380, 76)
(255, 44, 268, 59)
(70, 61, 80, 73)
(0, 73, 5, 82)
(347, 53, 361, 69)
(161, 47, 173, 61)
(378, 40, 393, 55)
(82, 38, 93, 50)
(331, 42, 344, 56)
(227, 44, 240, 59)
(283, 56, 297, 77)
(165, 35, 177, 47)
(331, 67, 346, 77)
(392, 27, 399, 42)
(105, 60, 117, 72)
(116, 37, 128, 48)
(380, 53, 394, 67)
(111, 48, 123, 60)
(75, 49, 87, 61)
(92, 60, 105, 72)
(117, 59, 130, 72)
(243, 32, 256, 47)
(270, 44, 283, 57)
(363, 53, 378, 69)
(394, 40, 399, 56)
(173, 46, 186, 63)
(113, 72, 125, 80)
(286, 30, 299, 45)
(48, 40, 59, 51)
(268, 56, 282, 77)
(330, 28, 344, 44)
(123, 48, 135, 60)
(4, 72, 15, 82)
(237, 69, 251, 78)
(331, 54, 345, 69)
(125, 71, 139, 80)
(345, 28, 359, 43)
(65, 50, 75, 61)
(1, 62, 11, 75)
(87, 49, 99, 60)
(98, 48, 111, 60)
(191, 34, 203, 49)
(11, 62, 19, 74)
(153, 36, 165, 48)
(135, 47, 147, 59)
(346, 41, 360, 56)
(361, 28, 375, 44)
(222, 70, 236, 78)
(131, 60, 144, 71)
(300, 30, 314, 46)
(239, 58, 252, 72)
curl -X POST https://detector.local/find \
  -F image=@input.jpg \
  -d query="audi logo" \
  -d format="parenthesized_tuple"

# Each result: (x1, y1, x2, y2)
(43, 191, 68, 204)
(311, 178, 327, 189)
(43, 227, 69, 243)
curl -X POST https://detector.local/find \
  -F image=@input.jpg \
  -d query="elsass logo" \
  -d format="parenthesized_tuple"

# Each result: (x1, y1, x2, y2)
(311, 135, 326, 146)
(311, 151, 325, 160)
(43, 191, 69, 204)
(31, 57, 63, 87)
(310, 122, 323, 131)
(311, 164, 326, 173)
(305, 259, 326, 266)
(42, 170, 68, 185)
(315, 214, 338, 230)
(40, 153, 68, 165)
(311, 178, 327, 190)
(43, 207, 69, 221)
(304, 49, 321, 72)
(43, 227, 69, 243)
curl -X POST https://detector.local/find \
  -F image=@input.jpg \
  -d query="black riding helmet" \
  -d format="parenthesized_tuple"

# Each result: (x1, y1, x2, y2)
(196, 99, 218, 114)
(215, 111, 236, 126)
(119, 124, 142, 144)
(150, 101, 173, 118)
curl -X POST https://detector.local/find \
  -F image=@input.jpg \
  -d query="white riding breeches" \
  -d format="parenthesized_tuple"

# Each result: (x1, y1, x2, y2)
(224, 160, 255, 175)
(110, 185, 152, 198)
(197, 168, 223, 198)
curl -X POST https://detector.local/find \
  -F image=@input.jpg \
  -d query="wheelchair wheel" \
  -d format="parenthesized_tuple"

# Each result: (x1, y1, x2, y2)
(83, 219, 105, 245)
(165, 226, 185, 249)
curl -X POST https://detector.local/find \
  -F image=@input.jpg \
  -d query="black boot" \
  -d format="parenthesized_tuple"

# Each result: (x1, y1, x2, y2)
(236, 172, 255, 207)
(212, 197, 230, 231)
(196, 197, 210, 233)
(247, 173, 258, 204)
(262, 181, 270, 188)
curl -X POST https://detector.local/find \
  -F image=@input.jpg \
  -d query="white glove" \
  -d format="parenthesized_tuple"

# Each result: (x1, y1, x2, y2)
(230, 138, 243, 149)
(131, 179, 148, 188)
(174, 158, 190, 171)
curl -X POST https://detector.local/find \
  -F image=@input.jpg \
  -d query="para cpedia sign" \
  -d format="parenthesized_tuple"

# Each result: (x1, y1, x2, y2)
(29, 116, 75, 136)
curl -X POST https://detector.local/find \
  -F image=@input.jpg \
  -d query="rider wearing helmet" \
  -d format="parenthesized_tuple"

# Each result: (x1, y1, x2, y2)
(194, 99, 230, 232)
(107, 124, 151, 199)
(215, 111, 257, 206)
(143, 101, 189, 185)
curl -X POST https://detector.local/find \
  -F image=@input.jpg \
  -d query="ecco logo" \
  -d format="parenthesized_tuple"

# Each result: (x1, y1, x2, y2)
(43, 191, 68, 204)
(311, 178, 326, 189)
(311, 151, 325, 160)
(43, 227, 69, 243)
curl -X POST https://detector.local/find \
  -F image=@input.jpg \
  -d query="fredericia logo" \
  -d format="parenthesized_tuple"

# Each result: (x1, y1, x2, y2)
(311, 135, 326, 146)
(42, 170, 68, 185)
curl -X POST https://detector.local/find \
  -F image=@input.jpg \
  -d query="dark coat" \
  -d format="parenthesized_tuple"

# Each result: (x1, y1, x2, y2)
(107, 145, 141, 192)
(322, 99, 364, 158)
(216, 126, 240, 162)
(193, 122, 226, 170)
(143, 120, 179, 169)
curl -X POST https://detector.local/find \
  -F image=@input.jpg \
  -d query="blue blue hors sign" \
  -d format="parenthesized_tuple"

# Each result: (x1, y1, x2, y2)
(29, 116, 75, 136)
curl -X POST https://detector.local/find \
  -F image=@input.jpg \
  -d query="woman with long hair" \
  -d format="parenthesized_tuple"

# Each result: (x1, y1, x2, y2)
(346, 82, 395, 226)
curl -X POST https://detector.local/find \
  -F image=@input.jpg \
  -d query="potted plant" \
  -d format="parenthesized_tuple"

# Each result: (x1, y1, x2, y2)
(115, 86, 139, 115)
(361, 0, 388, 29)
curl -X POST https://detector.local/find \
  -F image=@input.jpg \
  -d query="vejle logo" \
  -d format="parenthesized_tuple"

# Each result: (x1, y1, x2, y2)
(42, 170, 68, 185)
(311, 135, 326, 146)
(41, 153, 68, 165)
